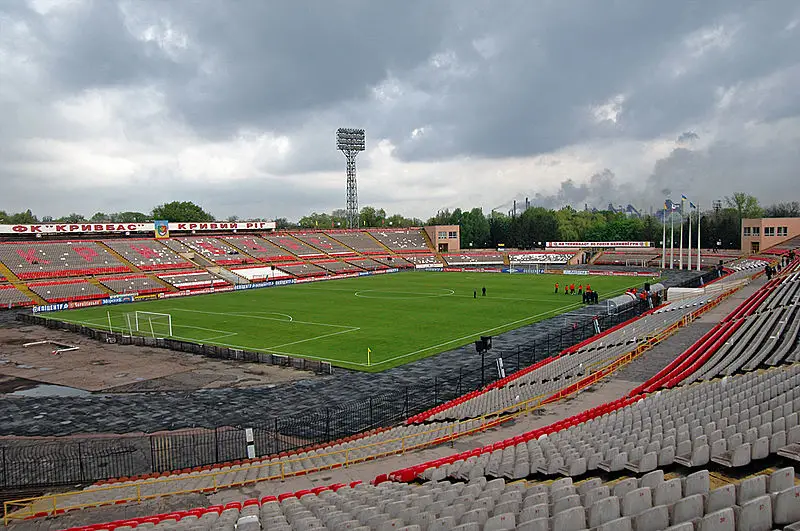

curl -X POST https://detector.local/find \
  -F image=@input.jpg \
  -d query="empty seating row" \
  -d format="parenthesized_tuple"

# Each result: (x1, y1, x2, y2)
(156, 271, 229, 290)
(45, 421, 492, 512)
(594, 252, 659, 266)
(313, 260, 364, 274)
(374, 255, 415, 269)
(280, 263, 327, 278)
(101, 240, 192, 270)
(59, 471, 800, 531)
(97, 275, 170, 295)
(0, 242, 130, 279)
(403, 255, 443, 267)
(349, 258, 389, 271)
(414, 294, 714, 423)
(327, 231, 387, 254)
(509, 253, 574, 265)
(171, 237, 256, 265)
(369, 230, 430, 252)
(683, 275, 800, 383)
(265, 235, 327, 258)
(0, 284, 34, 307)
(27, 279, 107, 303)
(221, 236, 297, 261)
(293, 233, 357, 256)
(442, 253, 504, 266)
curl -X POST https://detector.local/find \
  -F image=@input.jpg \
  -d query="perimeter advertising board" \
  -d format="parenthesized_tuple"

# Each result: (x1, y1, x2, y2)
(0, 221, 276, 235)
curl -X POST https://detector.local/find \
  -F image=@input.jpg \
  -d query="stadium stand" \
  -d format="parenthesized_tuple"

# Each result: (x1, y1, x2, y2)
(221, 236, 297, 262)
(0, 284, 34, 308)
(292, 233, 358, 257)
(312, 260, 364, 274)
(402, 254, 443, 267)
(0, 241, 130, 279)
(408, 293, 714, 424)
(159, 238, 192, 254)
(101, 239, 193, 270)
(347, 258, 389, 271)
(265, 234, 327, 258)
(278, 262, 327, 278)
(157, 270, 230, 290)
(27, 279, 108, 303)
(54, 467, 800, 531)
(369, 229, 430, 253)
(391, 363, 800, 484)
(509, 252, 574, 265)
(174, 237, 256, 265)
(594, 251, 660, 266)
(442, 252, 504, 266)
(97, 274, 170, 295)
(374, 255, 415, 269)
(327, 231, 387, 254)
(229, 265, 294, 282)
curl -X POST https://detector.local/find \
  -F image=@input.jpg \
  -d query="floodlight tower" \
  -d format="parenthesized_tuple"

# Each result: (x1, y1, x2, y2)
(336, 128, 365, 229)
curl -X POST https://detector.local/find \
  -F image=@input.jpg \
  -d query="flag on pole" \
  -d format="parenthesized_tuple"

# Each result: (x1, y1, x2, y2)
(681, 194, 688, 201)
(690, 202, 696, 209)
(367, 347, 372, 366)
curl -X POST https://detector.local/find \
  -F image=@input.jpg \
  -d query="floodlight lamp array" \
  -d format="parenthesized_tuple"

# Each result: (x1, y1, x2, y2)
(336, 128, 366, 152)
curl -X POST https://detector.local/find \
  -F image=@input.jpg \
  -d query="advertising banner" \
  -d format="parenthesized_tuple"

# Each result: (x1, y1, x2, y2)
(547, 241, 652, 248)
(32, 303, 69, 313)
(0, 220, 277, 235)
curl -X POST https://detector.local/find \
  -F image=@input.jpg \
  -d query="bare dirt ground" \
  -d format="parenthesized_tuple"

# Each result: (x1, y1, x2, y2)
(0, 321, 315, 394)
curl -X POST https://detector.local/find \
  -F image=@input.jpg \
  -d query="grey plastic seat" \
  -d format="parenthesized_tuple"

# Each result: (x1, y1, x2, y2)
(670, 494, 703, 526)
(633, 505, 669, 531)
(698, 507, 735, 531)
(733, 495, 772, 531)
(587, 495, 620, 528)
(596, 516, 633, 531)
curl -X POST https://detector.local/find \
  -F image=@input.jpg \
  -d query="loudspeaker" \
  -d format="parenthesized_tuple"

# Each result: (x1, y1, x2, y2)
(481, 336, 493, 350)
(475, 340, 486, 354)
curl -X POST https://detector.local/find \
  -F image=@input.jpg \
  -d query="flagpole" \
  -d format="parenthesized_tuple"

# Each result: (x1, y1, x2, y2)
(679, 199, 684, 270)
(670, 204, 674, 269)
(687, 204, 693, 270)
(696, 203, 702, 271)
(661, 204, 666, 269)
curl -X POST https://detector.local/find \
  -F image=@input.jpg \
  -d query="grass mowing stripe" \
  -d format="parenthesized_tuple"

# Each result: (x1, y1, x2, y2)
(43, 272, 647, 371)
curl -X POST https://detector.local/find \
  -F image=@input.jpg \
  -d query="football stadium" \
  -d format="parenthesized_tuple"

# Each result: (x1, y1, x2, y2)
(3, 3, 800, 531)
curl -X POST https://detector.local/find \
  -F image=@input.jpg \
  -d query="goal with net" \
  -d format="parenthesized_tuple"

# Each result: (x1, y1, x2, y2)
(122, 311, 174, 338)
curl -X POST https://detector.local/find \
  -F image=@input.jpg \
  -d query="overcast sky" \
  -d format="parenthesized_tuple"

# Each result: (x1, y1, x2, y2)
(1, 0, 799, 221)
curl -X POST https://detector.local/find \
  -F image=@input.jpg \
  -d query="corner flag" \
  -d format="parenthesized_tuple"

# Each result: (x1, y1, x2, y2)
(367, 347, 372, 366)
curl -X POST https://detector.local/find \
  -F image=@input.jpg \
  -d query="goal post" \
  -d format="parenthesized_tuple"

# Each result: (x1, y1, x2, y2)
(122, 311, 174, 338)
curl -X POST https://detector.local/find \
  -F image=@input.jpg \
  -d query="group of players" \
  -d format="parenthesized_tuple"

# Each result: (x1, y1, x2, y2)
(553, 282, 589, 295)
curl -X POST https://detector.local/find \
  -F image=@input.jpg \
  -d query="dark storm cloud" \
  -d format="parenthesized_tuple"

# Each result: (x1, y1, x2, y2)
(1, 0, 799, 218)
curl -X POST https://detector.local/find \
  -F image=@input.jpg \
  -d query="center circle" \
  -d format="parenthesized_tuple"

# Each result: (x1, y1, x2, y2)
(354, 288, 455, 300)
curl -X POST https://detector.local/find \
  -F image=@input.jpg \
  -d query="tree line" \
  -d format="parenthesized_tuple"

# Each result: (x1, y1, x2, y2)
(1, 193, 796, 250)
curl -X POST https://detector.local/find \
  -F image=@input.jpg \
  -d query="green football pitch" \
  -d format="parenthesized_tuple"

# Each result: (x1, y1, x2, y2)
(44, 272, 646, 371)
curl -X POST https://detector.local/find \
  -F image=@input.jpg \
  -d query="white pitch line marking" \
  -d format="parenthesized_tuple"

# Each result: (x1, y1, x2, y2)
(265, 327, 360, 350)
(167, 308, 351, 329)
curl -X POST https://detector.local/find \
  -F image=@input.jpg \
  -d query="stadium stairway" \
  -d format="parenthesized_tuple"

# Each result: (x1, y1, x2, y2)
(0, 261, 46, 304)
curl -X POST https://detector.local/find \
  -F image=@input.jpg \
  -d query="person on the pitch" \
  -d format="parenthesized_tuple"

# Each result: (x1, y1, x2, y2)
(570, 283, 576, 295)
(554, 282, 559, 294)
(577, 284, 583, 295)
(482, 287, 486, 297)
